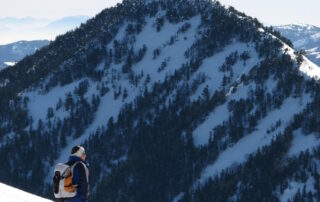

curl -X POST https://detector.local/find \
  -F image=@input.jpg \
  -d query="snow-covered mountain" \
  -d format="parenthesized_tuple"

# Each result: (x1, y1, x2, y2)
(275, 24, 320, 66)
(0, 183, 52, 202)
(1, 0, 320, 201)
(0, 40, 49, 71)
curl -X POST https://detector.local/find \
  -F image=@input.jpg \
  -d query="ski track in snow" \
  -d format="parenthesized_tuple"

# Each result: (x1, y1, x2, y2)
(0, 183, 52, 202)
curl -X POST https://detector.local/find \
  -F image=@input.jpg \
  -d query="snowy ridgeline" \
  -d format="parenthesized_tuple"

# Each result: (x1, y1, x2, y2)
(173, 31, 320, 201)
(192, 41, 320, 184)
(0, 183, 52, 202)
(275, 24, 320, 67)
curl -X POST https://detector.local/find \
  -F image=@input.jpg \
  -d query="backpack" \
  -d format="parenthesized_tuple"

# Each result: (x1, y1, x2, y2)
(53, 162, 80, 199)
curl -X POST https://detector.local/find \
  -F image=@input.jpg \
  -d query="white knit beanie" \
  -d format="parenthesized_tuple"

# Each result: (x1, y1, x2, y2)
(72, 146, 86, 158)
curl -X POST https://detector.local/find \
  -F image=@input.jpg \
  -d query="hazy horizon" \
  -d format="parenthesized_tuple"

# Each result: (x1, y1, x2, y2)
(0, 0, 319, 44)
(219, 0, 320, 27)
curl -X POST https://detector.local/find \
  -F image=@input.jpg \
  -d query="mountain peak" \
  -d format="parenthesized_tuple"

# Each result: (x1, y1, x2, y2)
(1, 1, 320, 201)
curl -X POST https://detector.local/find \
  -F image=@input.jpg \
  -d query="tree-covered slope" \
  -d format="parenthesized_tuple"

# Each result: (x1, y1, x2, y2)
(1, 1, 320, 202)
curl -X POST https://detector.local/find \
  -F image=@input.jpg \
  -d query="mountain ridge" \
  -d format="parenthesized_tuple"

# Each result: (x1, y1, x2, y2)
(0, 40, 49, 71)
(275, 23, 320, 67)
(1, 0, 320, 201)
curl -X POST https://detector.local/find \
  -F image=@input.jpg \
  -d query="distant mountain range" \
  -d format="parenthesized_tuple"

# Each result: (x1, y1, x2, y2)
(275, 24, 320, 66)
(0, 16, 89, 70)
(0, 40, 49, 71)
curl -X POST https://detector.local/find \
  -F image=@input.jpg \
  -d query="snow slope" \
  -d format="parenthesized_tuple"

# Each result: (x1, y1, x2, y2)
(173, 24, 320, 202)
(0, 183, 52, 202)
(299, 55, 320, 79)
(191, 42, 260, 146)
(3, 2, 320, 201)
(279, 39, 320, 80)
(47, 14, 203, 179)
(40, 15, 320, 192)
(197, 95, 312, 186)
(132, 15, 202, 85)
(288, 129, 320, 157)
(279, 177, 316, 202)
(44, 15, 202, 183)
(25, 79, 84, 124)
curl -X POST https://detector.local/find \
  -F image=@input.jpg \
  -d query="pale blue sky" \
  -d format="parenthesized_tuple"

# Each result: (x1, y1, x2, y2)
(0, 0, 319, 26)
(0, 0, 122, 19)
(219, 0, 320, 26)
(0, 0, 319, 44)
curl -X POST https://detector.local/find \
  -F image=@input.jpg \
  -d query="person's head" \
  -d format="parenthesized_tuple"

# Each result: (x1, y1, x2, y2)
(71, 145, 86, 161)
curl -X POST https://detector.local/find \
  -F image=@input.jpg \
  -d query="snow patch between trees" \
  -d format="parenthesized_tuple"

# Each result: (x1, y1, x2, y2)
(196, 95, 311, 186)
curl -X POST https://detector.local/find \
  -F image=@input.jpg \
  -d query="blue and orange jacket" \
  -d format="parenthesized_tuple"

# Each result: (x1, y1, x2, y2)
(65, 156, 89, 202)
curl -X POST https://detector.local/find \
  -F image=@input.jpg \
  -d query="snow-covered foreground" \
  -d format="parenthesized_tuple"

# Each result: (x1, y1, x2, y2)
(0, 183, 52, 202)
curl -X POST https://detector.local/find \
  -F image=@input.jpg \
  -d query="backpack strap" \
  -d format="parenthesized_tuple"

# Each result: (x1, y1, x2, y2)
(69, 161, 89, 187)
(79, 162, 89, 182)
(59, 162, 80, 179)
(70, 161, 81, 177)
(70, 161, 89, 181)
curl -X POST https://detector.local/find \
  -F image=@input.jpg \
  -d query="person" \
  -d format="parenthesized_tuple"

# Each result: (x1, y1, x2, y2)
(63, 145, 89, 202)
